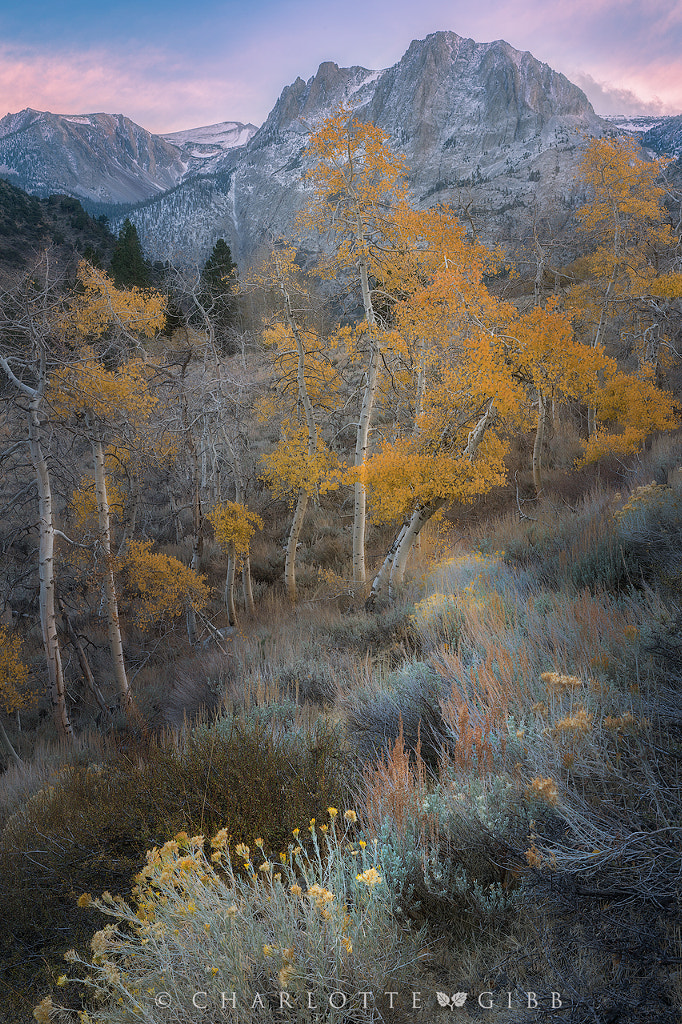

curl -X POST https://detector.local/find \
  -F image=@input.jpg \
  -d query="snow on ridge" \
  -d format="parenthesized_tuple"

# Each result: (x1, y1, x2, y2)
(601, 114, 668, 133)
(345, 68, 384, 101)
(162, 122, 258, 150)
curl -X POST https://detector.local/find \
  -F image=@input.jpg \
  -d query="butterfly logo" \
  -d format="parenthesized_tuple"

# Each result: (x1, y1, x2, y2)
(436, 991, 467, 1009)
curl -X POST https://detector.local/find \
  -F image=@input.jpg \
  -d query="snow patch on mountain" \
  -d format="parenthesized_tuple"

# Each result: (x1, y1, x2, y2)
(161, 121, 257, 151)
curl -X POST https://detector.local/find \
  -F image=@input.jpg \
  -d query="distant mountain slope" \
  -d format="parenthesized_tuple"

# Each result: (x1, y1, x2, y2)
(123, 30, 609, 263)
(641, 114, 682, 158)
(0, 177, 116, 277)
(0, 31, 640, 264)
(0, 109, 256, 206)
(161, 121, 257, 169)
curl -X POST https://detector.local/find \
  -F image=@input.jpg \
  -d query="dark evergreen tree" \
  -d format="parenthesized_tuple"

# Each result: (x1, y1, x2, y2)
(198, 239, 238, 351)
(110, 218, 150, 288)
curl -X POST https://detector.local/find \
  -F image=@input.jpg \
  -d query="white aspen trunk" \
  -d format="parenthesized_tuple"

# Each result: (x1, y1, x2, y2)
(285, 490, 308, 602)
(368, 521, 409, 605)
(0, 719, 22, 766)
(588, 273, 616, 437)
(242, 555, 255, 616)
(179, 356, 202, 646)
(91, 421, 131, 709)
(119, 472, 139, 551)
(0, 349, 73, 740)
(370, 400, 496, 603)
(186, 540, 200, 647)
(59, 597, 111, 721)
(29, 398, 74, 740)
(532, 391, 546, 495)
(412, 338, 427, 556)
(353, 251, 380, 585)
(280, 279, 318, 602)
(644, 325, 660, 375)
(224, 540, 237, 626)
(389, 498, 446, 593)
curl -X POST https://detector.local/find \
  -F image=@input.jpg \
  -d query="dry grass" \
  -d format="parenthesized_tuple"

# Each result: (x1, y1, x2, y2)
(4, 440, 682, 1023)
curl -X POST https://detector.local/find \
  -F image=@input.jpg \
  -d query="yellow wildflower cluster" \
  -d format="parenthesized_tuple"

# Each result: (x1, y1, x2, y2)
(277, 946, 297, 989)
(614, 482, 669, 521)
(33, 996, 53, 1023)
(210, 828, 230, 849)
(307, 884, 335, 917)
(356, 867, 382, 888)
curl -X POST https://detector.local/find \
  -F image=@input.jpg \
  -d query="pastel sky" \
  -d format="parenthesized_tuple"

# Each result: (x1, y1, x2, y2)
(0, 0, 680, 132)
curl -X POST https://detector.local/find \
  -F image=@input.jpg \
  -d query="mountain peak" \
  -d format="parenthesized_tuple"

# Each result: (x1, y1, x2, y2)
(0, 30, 622, 264)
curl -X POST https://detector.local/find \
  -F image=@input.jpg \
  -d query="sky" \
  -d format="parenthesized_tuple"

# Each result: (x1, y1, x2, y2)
(0, 0, 680, 133)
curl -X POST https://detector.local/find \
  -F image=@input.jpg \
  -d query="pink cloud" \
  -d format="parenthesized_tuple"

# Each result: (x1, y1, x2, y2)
(0, 46, 259, 131)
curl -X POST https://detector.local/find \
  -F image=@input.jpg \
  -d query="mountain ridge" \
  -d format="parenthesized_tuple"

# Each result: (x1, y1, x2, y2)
(2, 30, 680, 264)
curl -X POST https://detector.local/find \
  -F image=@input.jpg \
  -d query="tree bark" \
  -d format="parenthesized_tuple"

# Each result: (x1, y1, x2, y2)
(0, 719, 22, 766)
(29, 397, 74, 739)
(280, 277, 318, 602)
(242, 555, 255, 616)
(1, 339, 74, 741)
(369, 399, 496, 604)
(59, 597, 111, 722)
(353, 249, 380, 586)
(285, 490, 308, 603)
(224, 539, 237, 626)
(91, 419, 131, 709)
(532, 391, 546, 495)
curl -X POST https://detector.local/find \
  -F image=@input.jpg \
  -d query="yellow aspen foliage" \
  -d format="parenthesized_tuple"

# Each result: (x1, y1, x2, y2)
(70, 474, 125, 531)
(576, 136, 672, 255)
(577, 366, 678, 465)
(649, 272, 682, 299)
(363, 429, 508, 524)
(505, 300, 604, 401)
(0, 626, 33, 713)
(66, 262, 166, 340)
(118, 541, 210, 629)
(259, 425, 343, 502)
(567, 135, 680, 369)
(258, 321, 340, 419)
(299, 108, 409, 276)
(48, 350, 157, 425)
(207, 502, 263, 562)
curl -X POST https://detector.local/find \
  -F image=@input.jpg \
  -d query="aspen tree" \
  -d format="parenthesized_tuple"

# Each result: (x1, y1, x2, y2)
(568, 136, 682, 397)
(49, 263, 165, 709)
(300, 111, 409, 585)
(256, 245, 341, 600)
(0, 259, 74, 739)
(207, 502, 262, 624)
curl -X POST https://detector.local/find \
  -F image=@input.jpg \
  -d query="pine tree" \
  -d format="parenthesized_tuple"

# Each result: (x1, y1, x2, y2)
(197, 239, 238, 351)
(111, 218, 150, 289)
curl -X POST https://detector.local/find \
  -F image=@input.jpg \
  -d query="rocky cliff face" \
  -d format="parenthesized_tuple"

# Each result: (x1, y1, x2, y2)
(1, 31, 618, 263)
(119, 31, 609, 264)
